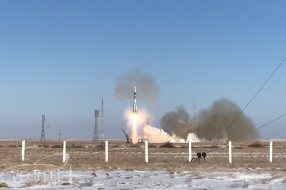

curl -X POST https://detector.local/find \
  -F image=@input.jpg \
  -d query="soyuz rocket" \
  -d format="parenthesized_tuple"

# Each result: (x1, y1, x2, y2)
(133, 86, 137, 113)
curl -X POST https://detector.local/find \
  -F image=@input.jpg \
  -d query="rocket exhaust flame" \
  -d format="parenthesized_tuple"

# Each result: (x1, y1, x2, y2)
(125, 109, 151, 144)
(131, 113, 139, 144)
(125, 86, 199, 144)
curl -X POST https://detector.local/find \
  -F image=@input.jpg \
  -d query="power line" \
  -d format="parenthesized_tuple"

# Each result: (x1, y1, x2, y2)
(233, 113, 286, 141)
(226, 56, 286, 134)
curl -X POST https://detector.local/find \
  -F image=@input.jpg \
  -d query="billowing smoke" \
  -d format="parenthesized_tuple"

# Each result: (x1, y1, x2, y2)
(143, 125, 172, 143)
(197, 98, 260, 141)
(114, 70, 159, 103)
(159, 99, 260, 142)
(160, 106, 192, 139)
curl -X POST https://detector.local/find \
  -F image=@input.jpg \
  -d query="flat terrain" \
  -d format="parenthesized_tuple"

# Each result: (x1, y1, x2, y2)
(0, 140, 285, 173)
(1, 140, 286, 189)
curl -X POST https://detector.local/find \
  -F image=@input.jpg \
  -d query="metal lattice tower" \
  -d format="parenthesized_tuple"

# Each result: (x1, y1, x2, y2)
(40, 115, 45, 143)
(100, 97, 104, 139)
(93, 110, 100, 143)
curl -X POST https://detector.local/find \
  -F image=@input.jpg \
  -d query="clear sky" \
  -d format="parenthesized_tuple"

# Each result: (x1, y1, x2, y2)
(0, 0, 286, 140)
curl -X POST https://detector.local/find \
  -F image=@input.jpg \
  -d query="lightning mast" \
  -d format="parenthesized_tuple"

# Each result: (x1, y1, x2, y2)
(40, 115, 45, 143)
(93, 110, 100, 143)
(100, 97, 104, 139)
(93, 97, 105, 144)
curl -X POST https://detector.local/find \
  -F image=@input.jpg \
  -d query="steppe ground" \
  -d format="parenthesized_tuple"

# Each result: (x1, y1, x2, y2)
(0, 140, 285, 174)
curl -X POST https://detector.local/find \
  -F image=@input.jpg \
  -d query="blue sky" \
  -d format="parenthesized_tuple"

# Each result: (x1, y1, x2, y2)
(0, 0, 286, 139)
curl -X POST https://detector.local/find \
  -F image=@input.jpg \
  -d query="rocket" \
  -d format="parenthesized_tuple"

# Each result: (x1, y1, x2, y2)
(133, 86, 137, 113)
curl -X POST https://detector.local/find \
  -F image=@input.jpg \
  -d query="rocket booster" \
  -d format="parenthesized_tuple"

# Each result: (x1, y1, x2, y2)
(133, 86, 137, 113)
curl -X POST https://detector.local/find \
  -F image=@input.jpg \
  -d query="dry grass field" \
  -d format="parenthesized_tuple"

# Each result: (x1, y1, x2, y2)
(0, 140, 285, 174)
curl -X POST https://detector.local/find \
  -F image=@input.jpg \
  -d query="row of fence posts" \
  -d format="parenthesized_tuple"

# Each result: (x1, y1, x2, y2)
(21, 140, 68, 162)
(227, 141, 273, 163)
(20, 140, 274, 164)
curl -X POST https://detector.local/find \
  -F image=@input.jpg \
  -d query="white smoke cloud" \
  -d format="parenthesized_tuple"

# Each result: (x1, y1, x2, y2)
(124, 108, 192, 143)
(143, 125, 172, 143)
(143, 124, 197, 143)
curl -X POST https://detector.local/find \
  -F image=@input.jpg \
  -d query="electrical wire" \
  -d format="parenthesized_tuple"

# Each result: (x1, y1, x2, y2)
(226, 56, 286, 135)
(233, 113, 286, 141)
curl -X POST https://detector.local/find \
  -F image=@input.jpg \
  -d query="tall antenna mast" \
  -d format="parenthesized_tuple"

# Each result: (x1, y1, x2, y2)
(100, 96, 104, 139)
(41, 115, 45, 143)
(93, 110, 100, 143)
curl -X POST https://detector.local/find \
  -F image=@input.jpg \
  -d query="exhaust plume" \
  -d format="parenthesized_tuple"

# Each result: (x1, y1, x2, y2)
(160, 106, 192, 139)
(197, 98, 260, 141)
(124, 108, 149, 143)
(143, 125, 172, 143)
(143, 124, 188, 143)
(114, 70, 159, 103)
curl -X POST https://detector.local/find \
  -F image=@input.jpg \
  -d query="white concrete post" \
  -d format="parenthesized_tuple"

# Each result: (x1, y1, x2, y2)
(229, 141, 232, 163)
(63, 141, 66, 162)
(270, 141, 273, 163)
(188, 141, 192, 162)
(21, 140, 25, 161)
(145, 140, 148, 163)
(105, 141, 108, 163)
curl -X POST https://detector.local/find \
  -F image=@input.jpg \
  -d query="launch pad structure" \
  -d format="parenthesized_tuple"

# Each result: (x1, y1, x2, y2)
(93, 97, 104, 143)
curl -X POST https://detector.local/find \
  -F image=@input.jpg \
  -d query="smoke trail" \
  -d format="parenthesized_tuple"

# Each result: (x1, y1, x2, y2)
(114, 70, 159, 103)
(143, 124, 188, 143)
(143, 125, 172, 143)
(160, 106, 192, 139)
(197, 98, 260, 141)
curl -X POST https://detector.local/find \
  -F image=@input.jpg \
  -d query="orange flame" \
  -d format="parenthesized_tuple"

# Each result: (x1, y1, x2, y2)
(125, 109, 149, 144)
(131, 113, 139, 144)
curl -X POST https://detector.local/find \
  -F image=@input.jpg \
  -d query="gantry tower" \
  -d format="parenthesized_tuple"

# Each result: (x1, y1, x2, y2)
(100, 97, 104, 139)
(93, 110, 100, 143)
(93, 97, 105, 143)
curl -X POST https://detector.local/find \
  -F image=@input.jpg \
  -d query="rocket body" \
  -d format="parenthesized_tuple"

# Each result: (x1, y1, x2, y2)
(133, 86, 137, 113)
